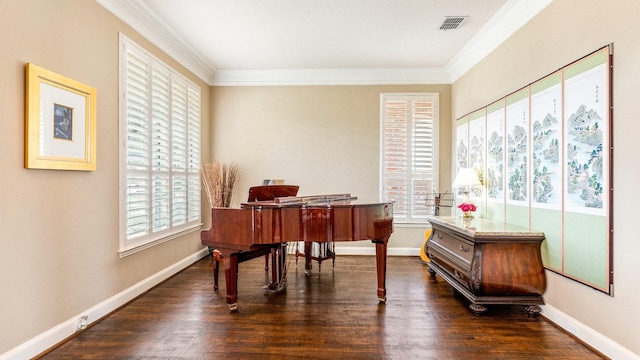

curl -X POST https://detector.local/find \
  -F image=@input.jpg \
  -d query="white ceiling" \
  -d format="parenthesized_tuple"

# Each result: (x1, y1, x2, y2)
(98, 0, 552, 85)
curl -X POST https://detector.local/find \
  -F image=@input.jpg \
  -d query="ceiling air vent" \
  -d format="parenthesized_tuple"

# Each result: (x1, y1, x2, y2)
(439, 16, 468, 31)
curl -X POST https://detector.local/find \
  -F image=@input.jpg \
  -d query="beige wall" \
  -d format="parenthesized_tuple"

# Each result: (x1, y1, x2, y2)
(453, 0, 640, 355)
(4, 0, 637, 357)
(209, 85, 452, 251)
(0, 0, 210, 354)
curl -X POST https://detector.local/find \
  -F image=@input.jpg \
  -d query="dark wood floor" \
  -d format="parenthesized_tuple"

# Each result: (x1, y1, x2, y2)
(38, 254, 605, 360)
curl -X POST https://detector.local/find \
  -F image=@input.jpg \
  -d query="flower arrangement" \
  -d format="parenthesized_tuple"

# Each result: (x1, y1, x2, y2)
(457, 202, 477, 219)
(457, 202, 477, 212)
(201, 160, 240, 208)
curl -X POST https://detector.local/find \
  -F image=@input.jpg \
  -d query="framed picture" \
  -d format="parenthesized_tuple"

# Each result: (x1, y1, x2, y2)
(25, 63, 97, 171)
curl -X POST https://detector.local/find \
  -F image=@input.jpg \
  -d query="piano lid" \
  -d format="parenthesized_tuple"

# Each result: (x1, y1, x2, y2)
(241, 194, 393, 209)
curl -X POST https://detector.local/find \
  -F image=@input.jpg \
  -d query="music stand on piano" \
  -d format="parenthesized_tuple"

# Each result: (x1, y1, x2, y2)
(425, 191, 454, 216)
(247, 185, 300, 203)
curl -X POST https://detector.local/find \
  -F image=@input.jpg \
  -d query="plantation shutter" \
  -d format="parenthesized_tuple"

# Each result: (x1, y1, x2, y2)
(125, 46, 153, 241)
(151, 65, 171, 234)
(186, 87, 202, 223)
(381, 94, 438, 223)
(171, 79, 188, 227)
(120, 35, 201, 254)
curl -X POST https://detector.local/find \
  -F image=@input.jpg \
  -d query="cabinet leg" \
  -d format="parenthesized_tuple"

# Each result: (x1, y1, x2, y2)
(524, 305, 542, 317)
(427, 267, 436, 277)
(469, 303, 488, 316)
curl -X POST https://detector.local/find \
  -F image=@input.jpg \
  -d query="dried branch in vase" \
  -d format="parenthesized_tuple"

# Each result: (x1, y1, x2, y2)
(201, 160, 240, 208)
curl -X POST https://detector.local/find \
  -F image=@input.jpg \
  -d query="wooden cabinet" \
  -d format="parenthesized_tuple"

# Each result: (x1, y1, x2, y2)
(425, 216, 546, 316)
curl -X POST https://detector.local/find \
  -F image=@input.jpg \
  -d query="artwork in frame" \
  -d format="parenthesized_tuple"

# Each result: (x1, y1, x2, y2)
(25, 63, 97, 171)
(531, 71, 562, 209)
(486, 99, 505, 202)
(455, 116, 469, 171)
(505, 88, 530, 205)
(468, 109, 485, 199)
(454, 116, 469, 208)
(563, 51, 609, 216)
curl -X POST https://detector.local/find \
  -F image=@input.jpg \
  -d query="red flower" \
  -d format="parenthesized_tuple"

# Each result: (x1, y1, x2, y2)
(457, 202, 476, 212)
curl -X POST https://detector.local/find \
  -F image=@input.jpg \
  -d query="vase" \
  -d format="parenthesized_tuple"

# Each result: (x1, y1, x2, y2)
(462, 211, 473, 219)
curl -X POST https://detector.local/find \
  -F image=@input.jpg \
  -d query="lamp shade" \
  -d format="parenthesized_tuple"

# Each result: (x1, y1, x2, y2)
(452, 168, 481, 188)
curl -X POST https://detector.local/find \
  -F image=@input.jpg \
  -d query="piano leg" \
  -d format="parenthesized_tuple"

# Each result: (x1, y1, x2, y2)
(212, 249, 223, 291)
(373, 238, 389, 303)
(224, 254, 239, 312)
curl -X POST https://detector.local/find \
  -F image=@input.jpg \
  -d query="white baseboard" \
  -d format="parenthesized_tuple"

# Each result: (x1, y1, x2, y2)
(541, 304, 639, 360)
(0, 247, 210, 360)
(335, 246, 419, 256)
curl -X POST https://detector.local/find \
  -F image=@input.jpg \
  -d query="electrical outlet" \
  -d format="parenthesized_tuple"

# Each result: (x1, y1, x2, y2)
(76, 316, 88, 331)
(567, 322, 579, 337)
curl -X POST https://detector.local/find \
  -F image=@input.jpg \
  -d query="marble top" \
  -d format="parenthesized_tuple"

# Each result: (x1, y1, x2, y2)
(425, 216, 544, 238)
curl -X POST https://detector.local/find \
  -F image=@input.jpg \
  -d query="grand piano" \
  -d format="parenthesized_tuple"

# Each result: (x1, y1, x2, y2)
(201, 192, 394, 312)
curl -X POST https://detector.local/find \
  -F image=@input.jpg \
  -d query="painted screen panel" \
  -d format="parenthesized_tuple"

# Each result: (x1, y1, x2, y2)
(531, 72, 563, 209)
(531, 72, 563, 271)
(468, 109, 486, 217)
(563, 51, 609, 216)
(454, 116, 469, 215)
(562, 48, 610, 292)
(505, 88, 530, 228)
(455, 116, 469, 171)
(506, 89, 530, 205)
(486, 100, 506, 222)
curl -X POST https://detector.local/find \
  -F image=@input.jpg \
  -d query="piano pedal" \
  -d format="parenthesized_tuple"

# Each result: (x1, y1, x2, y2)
(276, 280, 287, 291)
(264, 280, 287, 292)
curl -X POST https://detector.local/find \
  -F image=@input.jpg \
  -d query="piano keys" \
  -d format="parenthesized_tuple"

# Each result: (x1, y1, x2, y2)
(201, 195, 394, 311)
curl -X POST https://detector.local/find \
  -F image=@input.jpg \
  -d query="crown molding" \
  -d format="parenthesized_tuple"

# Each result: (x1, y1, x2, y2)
(445, 0, 554, 82)
(97, 0, 552, 86)
(210, 68, 451, 86)
(96, 0, 215, 82)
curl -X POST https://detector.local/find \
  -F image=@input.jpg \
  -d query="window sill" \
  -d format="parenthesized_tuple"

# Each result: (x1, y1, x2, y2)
(119, 225, 201, 258)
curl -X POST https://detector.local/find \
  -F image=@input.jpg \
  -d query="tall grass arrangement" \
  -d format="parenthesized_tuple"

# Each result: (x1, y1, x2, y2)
(201, 160, 240, 207)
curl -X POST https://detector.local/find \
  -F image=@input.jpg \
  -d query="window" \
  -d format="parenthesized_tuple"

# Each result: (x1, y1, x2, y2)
(119, 34, 201, 255)
(380, 93, 439, 224)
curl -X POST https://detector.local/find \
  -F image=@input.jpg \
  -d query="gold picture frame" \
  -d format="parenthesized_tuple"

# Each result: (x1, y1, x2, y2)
(25, 63, 97, 171)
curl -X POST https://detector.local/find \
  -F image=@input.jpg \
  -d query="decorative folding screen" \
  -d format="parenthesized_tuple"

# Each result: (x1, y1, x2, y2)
(454, 45, 613, 294)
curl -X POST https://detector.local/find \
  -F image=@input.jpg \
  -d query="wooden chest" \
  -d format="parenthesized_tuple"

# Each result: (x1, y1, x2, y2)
(425, 216, 546, 316)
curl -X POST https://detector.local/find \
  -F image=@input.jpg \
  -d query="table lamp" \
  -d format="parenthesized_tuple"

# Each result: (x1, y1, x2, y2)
(452, 168, 481, 203)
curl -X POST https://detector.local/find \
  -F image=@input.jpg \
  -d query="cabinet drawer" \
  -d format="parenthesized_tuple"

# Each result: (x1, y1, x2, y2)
(427, 246, 471, 290)
(431, 229, 474, 264)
